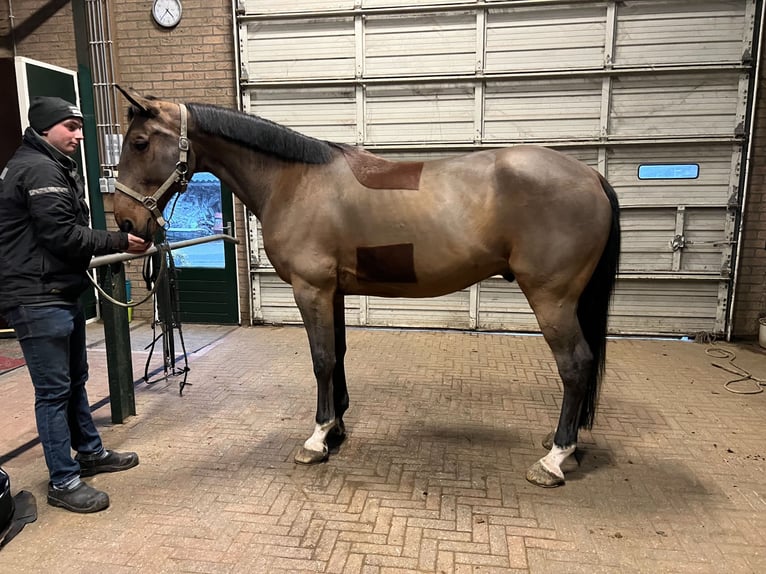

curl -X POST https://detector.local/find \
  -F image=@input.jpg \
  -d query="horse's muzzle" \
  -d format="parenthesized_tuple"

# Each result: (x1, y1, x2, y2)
(119, 218, 153, 242)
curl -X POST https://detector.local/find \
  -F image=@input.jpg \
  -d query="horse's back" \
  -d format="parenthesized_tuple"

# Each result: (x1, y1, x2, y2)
(423, 145, 605, 210)
(493, 145, 601, 193)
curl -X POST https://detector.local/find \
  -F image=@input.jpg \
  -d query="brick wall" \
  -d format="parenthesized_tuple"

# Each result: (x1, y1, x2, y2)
(110, 0, 246, 324)
(111, 0, 235, 102)
(6, 1, 76, 68)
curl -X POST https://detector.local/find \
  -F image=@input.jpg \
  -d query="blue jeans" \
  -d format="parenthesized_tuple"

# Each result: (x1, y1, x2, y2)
(5, 304, 104, 488)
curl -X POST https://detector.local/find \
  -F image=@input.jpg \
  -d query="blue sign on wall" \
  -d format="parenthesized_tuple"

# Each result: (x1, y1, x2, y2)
(637, 164, 699, 180)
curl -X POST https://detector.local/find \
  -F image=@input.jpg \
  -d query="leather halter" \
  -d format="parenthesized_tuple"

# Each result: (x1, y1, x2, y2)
(114, 103, 190, 228)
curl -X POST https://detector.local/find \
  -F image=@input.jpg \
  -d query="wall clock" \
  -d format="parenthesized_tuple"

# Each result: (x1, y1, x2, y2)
(152, 0, 182, 29)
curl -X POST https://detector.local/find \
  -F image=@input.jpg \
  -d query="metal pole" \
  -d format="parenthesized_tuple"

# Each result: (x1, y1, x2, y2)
(89, 234, 239, 268)
(96, 262, 135, 423)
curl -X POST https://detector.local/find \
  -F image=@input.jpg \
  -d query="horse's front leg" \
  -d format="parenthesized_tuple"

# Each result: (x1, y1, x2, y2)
(292, 279, 339, 464)
(328, 291, 349, 450)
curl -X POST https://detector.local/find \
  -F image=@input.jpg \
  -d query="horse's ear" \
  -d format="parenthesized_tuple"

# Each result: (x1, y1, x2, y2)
(115, 85, 157, 117)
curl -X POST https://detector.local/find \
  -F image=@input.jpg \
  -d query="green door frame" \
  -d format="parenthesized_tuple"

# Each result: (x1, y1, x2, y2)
(15, 56, 99, 320)
(166, 179, 240, 324)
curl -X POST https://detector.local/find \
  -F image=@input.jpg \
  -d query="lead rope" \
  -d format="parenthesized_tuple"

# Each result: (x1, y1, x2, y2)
(167, 247, 191, 395)
(142, 241, 191, 395)
(87, 250, 167, 308)
(705, 347, 766, 395)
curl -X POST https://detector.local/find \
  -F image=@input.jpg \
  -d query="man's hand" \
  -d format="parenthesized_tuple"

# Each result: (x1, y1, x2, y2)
(125, 233, 152, 254)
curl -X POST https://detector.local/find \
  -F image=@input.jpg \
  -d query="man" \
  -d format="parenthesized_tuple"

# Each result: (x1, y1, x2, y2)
(0, 96, 150, 513)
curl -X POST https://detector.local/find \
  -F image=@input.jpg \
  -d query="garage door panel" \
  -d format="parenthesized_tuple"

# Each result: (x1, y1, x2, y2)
(477, 278, 537, 332)
(614, 0, 748, 66)
(609, 280, 719, 334)
(682, 208, 729, 272)
(248, 89, 357, 142)
(367, 292, 471, 329)
(485, 79, 602, 141)
(366, 85, 474, 143)
(243, 0, 354, 13)
(681, 251, 726, 274)
(249, 216, 271, 269)
(365, 13, 476, 76)
(619, 209, 676, 272)
(364, 0, 469, 7)
(607, 145, 735, 208)
(255, 275, 303, 324)
(255, 274, 363, 326)
(610, 74, 742, 137)
(555, 148, 600, 169)
(486, 5, 606, 72)
(612, 179, 730, 209)
(245, 19, 355, 80)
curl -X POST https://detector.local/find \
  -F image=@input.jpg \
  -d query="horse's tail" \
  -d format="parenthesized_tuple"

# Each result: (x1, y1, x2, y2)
(577, 174, 621, 430)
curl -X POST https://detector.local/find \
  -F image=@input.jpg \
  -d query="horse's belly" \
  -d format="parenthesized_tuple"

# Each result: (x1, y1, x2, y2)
(343, 279, 477, 298)
(339, 254, 504, 298)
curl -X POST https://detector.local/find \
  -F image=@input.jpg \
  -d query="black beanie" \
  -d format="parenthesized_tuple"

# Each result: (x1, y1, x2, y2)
(28, 96, 83, 133)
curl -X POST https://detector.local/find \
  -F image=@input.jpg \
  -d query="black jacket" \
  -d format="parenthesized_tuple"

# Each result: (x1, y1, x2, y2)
(0, 128, 128, 312)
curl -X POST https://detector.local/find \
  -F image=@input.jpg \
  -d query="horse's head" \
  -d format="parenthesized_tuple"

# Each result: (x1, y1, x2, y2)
(114, 86, 195, 240)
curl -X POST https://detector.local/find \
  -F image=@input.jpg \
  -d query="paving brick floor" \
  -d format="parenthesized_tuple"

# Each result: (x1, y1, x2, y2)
(0, 323, 765, 573)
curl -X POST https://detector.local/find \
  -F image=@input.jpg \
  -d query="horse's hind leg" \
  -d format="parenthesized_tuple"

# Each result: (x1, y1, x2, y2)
(525, 296, 593, 487)
(291, 279, 339, 464)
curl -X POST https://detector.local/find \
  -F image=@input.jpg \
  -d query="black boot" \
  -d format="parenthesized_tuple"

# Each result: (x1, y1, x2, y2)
(47, 482, 109, 513)
(77, 450, 139, 477)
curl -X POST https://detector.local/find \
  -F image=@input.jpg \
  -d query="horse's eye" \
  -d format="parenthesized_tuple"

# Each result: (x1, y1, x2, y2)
(133, 140, 149, 151)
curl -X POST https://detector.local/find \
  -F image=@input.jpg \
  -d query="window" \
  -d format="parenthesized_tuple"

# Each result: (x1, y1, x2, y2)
(163, 172, 225, 268)
(637, 164, 699, 180)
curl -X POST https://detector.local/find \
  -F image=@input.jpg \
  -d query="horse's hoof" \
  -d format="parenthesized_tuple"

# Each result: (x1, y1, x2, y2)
(327, 428, 347, 453)
(526, 461, 565, 488)
(294, 447, 328, 465)
(542, 431, 555, 450)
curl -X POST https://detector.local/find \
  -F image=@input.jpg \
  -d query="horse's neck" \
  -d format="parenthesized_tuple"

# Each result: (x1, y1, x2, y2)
(192, 133, 284, 219)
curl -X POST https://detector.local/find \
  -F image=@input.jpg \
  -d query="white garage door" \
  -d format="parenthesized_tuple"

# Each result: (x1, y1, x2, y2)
(237, 0, 759, 336)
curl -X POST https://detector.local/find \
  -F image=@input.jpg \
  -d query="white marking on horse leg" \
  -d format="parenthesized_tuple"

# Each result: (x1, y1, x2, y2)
(538, 444, 576, 480)
(303, 420, 336, 454)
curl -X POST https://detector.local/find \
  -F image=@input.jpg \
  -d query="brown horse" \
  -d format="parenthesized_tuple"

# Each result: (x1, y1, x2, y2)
(113, 87, 620, 487)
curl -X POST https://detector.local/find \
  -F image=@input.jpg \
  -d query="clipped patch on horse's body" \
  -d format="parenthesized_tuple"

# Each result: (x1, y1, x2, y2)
(341, 147, 423, 190)
(356, 244, 417, 283)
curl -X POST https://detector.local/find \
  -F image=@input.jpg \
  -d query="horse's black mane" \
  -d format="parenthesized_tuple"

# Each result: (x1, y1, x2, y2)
(187, 103, 337, 165)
